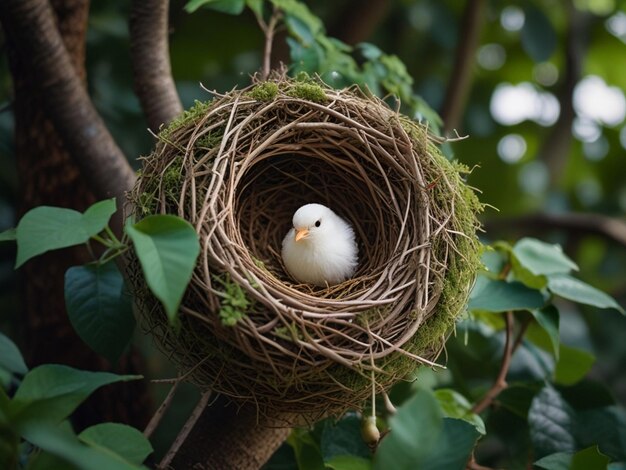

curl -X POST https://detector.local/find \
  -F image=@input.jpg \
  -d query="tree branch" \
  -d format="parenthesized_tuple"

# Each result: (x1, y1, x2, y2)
(440, 0, 487, 133)
(538, 3, 589, 186)
(486, 212, 626, 250)
(327, 0, 391, 45)
(0, 0, 136, 203)
(472, 311, 514, 414)
(171, 397, 292, 469)
(130, 0, 183, 132)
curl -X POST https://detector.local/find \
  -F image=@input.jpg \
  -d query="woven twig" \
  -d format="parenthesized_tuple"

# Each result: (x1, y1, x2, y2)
(127, 75, 481, 424)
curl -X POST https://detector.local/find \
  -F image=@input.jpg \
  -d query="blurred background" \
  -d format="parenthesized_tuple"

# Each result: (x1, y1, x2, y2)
(1, 0, 625, 465)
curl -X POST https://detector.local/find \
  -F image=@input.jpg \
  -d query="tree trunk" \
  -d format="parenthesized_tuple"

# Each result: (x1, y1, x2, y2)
(171, 400, 292, 470)
(2, 0, 150, 430)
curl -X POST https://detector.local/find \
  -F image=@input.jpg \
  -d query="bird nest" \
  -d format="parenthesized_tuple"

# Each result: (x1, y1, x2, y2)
(127, 76, 482, 424)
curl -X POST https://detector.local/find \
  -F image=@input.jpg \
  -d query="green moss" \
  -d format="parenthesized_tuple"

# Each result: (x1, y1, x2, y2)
(287, 82, 327, 102)
(196, 129, 224, 149)
(212, 273, 252, 327)
(294, 71, 316, 83)
(249, 82, 279, 101)
(160, 99, 212, 139)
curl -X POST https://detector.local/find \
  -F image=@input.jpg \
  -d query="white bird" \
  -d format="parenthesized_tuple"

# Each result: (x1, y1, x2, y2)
(281, 203, 358, 286)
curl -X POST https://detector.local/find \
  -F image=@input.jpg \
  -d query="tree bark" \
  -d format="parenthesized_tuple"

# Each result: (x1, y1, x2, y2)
(0, 0, 135, 205)
(170, 400, 292, 470)
(130, 0, 183, 132)
(1, 0, 149, 430)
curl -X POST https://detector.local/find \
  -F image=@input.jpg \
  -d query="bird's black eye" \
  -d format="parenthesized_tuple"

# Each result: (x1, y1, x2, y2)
(315, 220, 321, 227)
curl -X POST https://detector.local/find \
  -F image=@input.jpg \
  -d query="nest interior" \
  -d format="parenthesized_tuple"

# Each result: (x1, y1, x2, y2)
(128, 77, 482, 424)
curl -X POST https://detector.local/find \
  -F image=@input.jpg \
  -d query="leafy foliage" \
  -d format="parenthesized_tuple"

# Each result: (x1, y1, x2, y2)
(1, 0, 626, 468)
(0, 358, 150, 469)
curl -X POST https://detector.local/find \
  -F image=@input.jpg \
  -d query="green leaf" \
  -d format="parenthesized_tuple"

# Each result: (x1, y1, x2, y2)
(358, 43, 383, 61)
(320, 414, 370, 461)
(532, 447, 610, 470)
(287, 428, 325, 470)
(245, 0, 263, 16)
(325, 455, 372, 470)
(434, 389, 485, 435)
(271, 0, 323, 37)
(571, 446, 610, 470)
(576, 407, 626, 461)
(530, 306, 560, 358)
(65, 261, 135, 363)
(78, 423, 153, 465)
(498, 384, 541, 418)
(416, 418, 482, 470)
(534, 452, 572, 470)
(528, 386, 577, 458)
(554, 344, 595, 386)
(285, 14, 316, 46)
(521, 5, 557, 62)
(558, 380, 615, 410)
(0, 332, 28, 375)
(11, 365, 141, 426)
(468, 278, 546, 312)
(125, 215, 200, 324)
(21, 422, 141, 470)
(374, 389, 444, 470)
(184, 0, 245, 14)
(0, 228, 16, 242)
(15, 199, 116, 268)
(512, 238, 578, 276)
(547, 274, 624, 314)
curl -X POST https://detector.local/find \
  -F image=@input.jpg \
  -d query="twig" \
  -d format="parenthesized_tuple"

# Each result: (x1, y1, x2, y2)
(257, 6, 281, 80)
(441, 0, 487, 133)
(486, 212, 626, 250)
(130, 0, 183, 131)
(158, 391, 211, 469)
(471, 311, 514, 414)
(144, 380, 181, 438)
(512, 316, 532, 353)
(466, 455, 495, 470)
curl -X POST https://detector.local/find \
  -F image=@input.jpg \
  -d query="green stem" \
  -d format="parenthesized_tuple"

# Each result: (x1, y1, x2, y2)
(92, 233, 113, 247)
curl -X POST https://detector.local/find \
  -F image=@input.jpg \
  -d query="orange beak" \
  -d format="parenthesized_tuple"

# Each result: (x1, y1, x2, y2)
(295, 228, 309, 242)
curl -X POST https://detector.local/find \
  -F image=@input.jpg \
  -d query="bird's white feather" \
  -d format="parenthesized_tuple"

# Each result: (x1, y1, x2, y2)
(281, 203, 358, 286)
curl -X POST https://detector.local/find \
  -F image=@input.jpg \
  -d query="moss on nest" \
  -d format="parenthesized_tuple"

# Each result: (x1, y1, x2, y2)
(127, 75, 482, 424)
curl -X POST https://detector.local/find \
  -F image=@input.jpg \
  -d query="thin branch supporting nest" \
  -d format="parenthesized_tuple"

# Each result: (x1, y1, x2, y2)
(128, 75, 481, 423)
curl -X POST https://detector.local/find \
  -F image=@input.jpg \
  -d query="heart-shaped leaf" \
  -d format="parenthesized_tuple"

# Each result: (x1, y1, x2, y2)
(125, 215, 200, 324)
(65, 261, 135, 364)
(15, 199, 116, 268)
